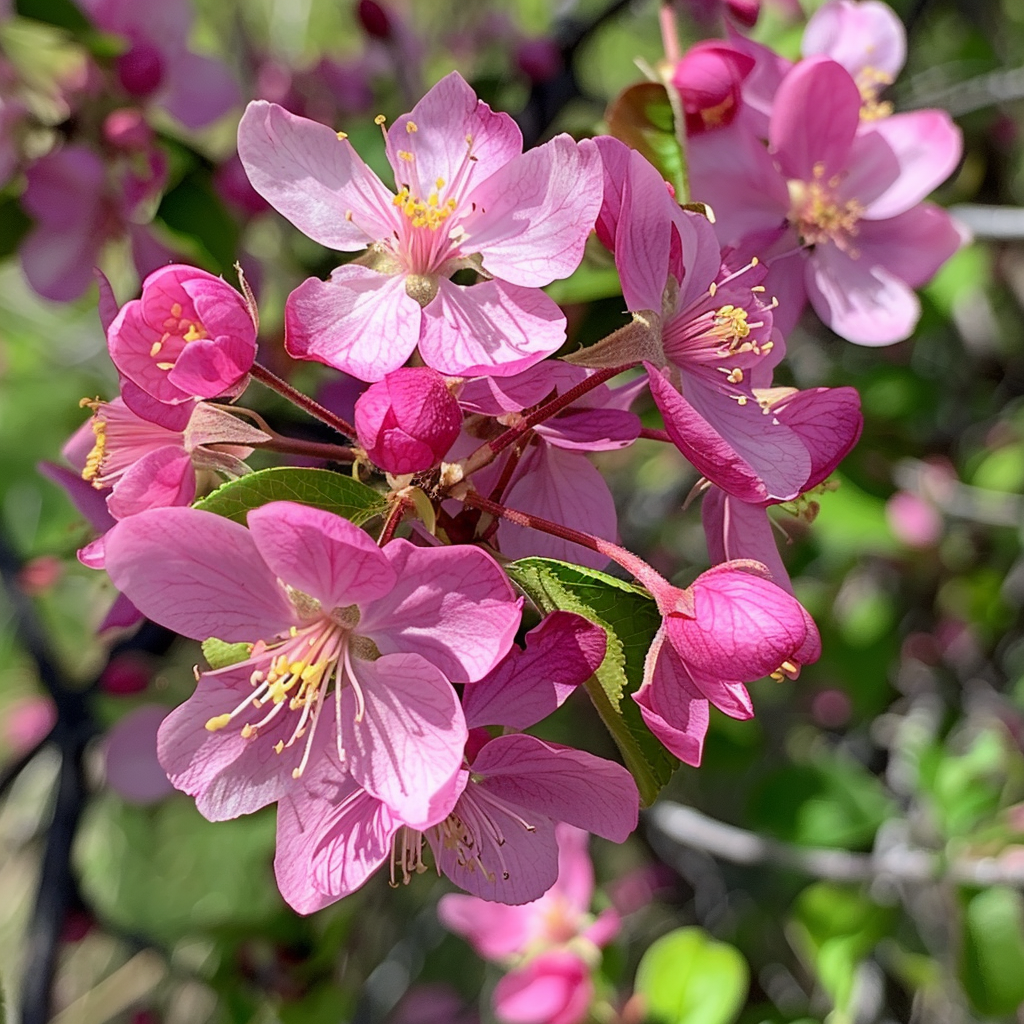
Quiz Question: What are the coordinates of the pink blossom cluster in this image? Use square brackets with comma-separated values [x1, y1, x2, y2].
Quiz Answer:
[39, 7, 964, 981]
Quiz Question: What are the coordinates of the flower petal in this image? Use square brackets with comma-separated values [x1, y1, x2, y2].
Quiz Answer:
[246, 501, 396, 609]
[106, 445, 195, 520]
[238, 100, 397, 250]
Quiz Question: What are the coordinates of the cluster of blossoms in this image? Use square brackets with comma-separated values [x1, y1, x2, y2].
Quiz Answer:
[45, 6, 962, 989]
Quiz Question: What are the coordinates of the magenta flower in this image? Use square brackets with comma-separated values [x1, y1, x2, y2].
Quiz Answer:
[689, 57, 965, 344]
[238, 71, 602, 380]
[671, 41, 755, 135]
[355, 367, 463, 475]
[77, 0, 239, 129]
[108, 265, 258, 404]
[634, 563, 820, 765]
[491, 951, 592, 1024]
[274, 612, 636, 911]
[103, 501, 521, 827]
[75, 392, 267, 522]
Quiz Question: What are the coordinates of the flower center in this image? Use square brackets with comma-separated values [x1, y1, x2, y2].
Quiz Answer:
[150, 301, 209, 371]
[855, 66, 894, 121]
[787, 164, 864, 254]
[78, 397, 183, 488]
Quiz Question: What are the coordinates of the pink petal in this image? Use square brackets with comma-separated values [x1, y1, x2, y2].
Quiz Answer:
[119, 382, 192, 430]
[246, 502, 396, 609]
[592, 135, 631, 251]
[359, 539, 520, 682]
[284, 265, 421, 381]
[105, 445, 195, 520]
[551, 822, 598, 915]
[471, 734, 639, 842]
[493, 952, 592, 1024]
[161, 51, 240, 130]
[769, 58, 861, 181]
[168, 336, 256, 399]
[802, 0, 906, 83]
[237, 100, 397, 250]
[702, 487, 791, 591]
[276, 761, 396, 913]
[20, 218, 104, 304]
[771, 385, 863, 490]
[536, 407, 641, 452]
[39, 461, 115, 534]
[633, 627, 710, 766]
[419, 277, 566, 378]
[462, 611, 607, 730]
[437, 893, 538, 959]
[386, 71, 523, 196]
[103, 506, 298, 641]
[805, 243, 920, 345]
[497, 443, 617, 571]
[342, 652, 466, 828]
[104, 704, 175, 805]
[462, 136, 602, 287]
[852, 204, 965, 288]
[95, 269, 120, 333]
[99, 591, 142, 632]
[860, 111, 962, 221]
[109, 301, 188, 404]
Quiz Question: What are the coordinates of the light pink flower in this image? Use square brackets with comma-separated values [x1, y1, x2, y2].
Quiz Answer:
[108, 265, 257, 404]
[634, 562, 820, 765]
[688, 57, 965, 344]
[238, 71, 602, 380]
[355, 367, 462, 474]
[103, 501, 521, 827]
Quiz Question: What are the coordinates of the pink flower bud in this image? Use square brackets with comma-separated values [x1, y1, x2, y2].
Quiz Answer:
[670, 41, 755, 135]
[103, 108, 154, 151]
[115, 42, 166, 98]
[725, 0, 760, 27]
[100, 652, 152, 696]
[357, 0, 392, 40]
[355, 367, 461, 475]
[515, 38, 563, 83]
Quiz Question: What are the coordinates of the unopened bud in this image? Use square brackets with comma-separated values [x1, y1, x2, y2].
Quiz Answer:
[357, 0, 392, 40]
[670, 41, 755, 135]
[355, 367, 462, 475]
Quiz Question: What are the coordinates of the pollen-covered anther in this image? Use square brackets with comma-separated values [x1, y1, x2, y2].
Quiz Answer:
[770, 659, 801, 682]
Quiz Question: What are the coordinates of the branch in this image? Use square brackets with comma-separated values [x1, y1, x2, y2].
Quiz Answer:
[649, 802, 1024, 887]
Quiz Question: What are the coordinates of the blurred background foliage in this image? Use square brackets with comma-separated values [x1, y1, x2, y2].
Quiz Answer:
[2, 0, 1024, 1021]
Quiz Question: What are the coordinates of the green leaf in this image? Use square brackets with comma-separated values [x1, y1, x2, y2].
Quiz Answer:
[505, 557, 676, 807]
[193, 467, 387, 527]
[606, 81, 688, 202]
[157, 170, 240, 276]
[202, 638, 253, 670]
[961, 886, 1024, 1016]
[634, 927, 748, 1024]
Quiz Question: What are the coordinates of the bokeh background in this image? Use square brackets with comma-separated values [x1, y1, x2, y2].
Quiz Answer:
[1, 0, 1024, 1021]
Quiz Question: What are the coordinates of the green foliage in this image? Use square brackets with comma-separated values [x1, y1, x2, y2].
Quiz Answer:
[0, 198, 31, 261]
[791, 883, 894, 1019]
[202, 637, 253, 670]
[634, 927, 749, 1024]
[193, 467, 387, 526]
[78, 795, 280, 943]
[157, 171, 240, 277]
[505, 557, 676, 807]
[960, 887, 1024, 1016]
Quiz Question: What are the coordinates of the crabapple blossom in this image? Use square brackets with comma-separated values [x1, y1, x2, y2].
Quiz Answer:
[355, 367, 462, 474]
[108, 265, 258, 404]
[671, 41, 755, 135]
[102, 501, 521, 827]
[238, 71, 602, 380]
[634, 562, 820, 765]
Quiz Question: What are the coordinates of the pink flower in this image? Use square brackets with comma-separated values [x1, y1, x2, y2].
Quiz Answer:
[355, 367, 462, 474]
[492, 952, 592, 1024]
[634, 562, 820, 765]
[689, 57, 965, 344]
[102, 501, 521, 827]
[78, 0, 239, 129]
[103, 704, 176, 805]
[74, 392, 267, 523]
[274, 612, 636, 911]
[671, 41, 755, 135]
[108, 265, 258, 404]
[238, 71, 602, 380]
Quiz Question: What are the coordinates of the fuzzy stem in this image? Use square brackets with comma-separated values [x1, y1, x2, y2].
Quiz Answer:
[460, 490, 670, 596]
[253, 435, 358, 462]
[658, 2, 681, 64]
[457, 364, 633, 482]
[378, 498, 410, 546]
[249, 363, 357, 439]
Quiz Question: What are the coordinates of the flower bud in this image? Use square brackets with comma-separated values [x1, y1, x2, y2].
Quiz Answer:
[671, 41, 755, 135]
[355, 367, 461, 475]
[115, 42, 166, 98]
[356, 0, 392, 40]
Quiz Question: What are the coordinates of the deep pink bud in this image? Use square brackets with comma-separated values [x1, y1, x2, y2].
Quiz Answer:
[103, 108, 154, 151]
[116, 42, 166, 98]
[516, 38, 563, 83]
[355, 367, 461, 475]
[100, 652, 152, 695]
[671, 41, 755, 134]
[725, 0, 760, 27]
[356, 0, 392, 39]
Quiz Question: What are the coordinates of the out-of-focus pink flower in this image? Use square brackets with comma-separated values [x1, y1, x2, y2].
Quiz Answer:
[671, 41, 755, 135]
[802, 0, 906, 120]
[886, 490, 942, 547]
[355, 367, 462, 474]
[493, 952, 592, 1024]
[634, 563, 820, 765]
[214, 153, 271, 217]
[515, 38, 563, 83]
[78, 0, 239, 129]
[689, 57, 965, 344]
[675, 0, 761, 29]
[100, 652, 152, 695]
[103, 108, 155, 150]
[108, 265, 258, 404]
[104, 704, 176, 805]
[3, 696, 56, 753]
[103, 501, 521, 829]
[238, 72, 602, 380]
[17, 555, 63, 595]
[387, 985, 479, 1024]
[811, 688, 852, 729]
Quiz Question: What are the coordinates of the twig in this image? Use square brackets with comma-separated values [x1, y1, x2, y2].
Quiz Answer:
[250, 362, 357, 440]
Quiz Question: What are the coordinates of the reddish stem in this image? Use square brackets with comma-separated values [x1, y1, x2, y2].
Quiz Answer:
[253, 436, 357, 462]
[378, 498, 410, 546]
[460, 490, 670, 597]
[458, 363, 634, 481]
[250, 362, 357, 440]
[659, 2, 681, 64]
